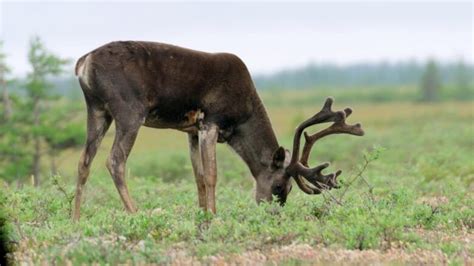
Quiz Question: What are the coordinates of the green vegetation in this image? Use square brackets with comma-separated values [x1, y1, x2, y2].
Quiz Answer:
[0, 191, 13, 265]
[1, 99, 472, 264]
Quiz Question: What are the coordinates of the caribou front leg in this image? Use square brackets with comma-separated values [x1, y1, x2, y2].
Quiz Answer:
[188, 134, 207, 209]
[198, 124, 219, 213]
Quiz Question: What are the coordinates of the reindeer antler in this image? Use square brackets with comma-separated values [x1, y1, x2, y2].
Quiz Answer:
[286, 98, 364, 194]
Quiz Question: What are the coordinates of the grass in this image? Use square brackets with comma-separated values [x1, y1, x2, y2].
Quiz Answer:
[1, 93, 473, 264]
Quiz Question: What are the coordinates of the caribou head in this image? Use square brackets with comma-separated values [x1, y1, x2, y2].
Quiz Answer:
[258, 97, 364, 205]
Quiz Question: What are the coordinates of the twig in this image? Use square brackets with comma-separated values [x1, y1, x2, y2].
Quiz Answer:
[51, 175, 74, 216]
[338, 154, 373, 202]
[316, 181, 344, 206]
[10, 217, 25, 240]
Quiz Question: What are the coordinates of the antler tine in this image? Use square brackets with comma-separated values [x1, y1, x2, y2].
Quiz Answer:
[290, 161, 338, 194]
[288, 98, 364, 194]
[300, 110, 364, 166]
[289, 97, 337, 166]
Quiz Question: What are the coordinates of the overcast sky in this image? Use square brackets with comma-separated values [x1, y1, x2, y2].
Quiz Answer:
[1, 1, 472, 76]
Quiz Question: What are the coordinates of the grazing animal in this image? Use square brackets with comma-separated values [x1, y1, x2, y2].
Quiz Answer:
[73, 41, 364, 220]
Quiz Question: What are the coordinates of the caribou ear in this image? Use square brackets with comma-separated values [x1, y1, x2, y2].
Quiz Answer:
[272, 146, 286, 169]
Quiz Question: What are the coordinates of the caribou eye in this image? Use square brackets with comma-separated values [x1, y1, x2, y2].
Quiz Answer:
[272, 184, 284, 194]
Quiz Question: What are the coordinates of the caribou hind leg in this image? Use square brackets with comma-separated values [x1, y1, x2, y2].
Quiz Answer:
[73, 101, 112, 221]
[105, 111, 144, 214]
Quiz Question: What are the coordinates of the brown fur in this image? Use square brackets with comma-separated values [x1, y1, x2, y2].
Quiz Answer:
[73, 41, 293, 220]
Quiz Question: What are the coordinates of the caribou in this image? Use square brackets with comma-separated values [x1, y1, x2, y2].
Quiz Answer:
[73, 41, 364, 220]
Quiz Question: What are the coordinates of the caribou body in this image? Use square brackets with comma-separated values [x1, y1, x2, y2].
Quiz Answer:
[73, 41, 364, 220]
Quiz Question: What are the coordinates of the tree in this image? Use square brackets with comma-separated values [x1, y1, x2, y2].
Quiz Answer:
[0, 36, 84, 184]
[0, 43, 31, 181]
[41, 103, 84, 175]
[454, 59, 471, 99]
[420, 59, 441, 102]
[25, 36, 69, 186]
[0, 41, 12, 121]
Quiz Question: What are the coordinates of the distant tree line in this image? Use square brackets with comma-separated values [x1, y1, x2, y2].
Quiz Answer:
[255, 60, 473, 98]
[0, 38, 84, 184]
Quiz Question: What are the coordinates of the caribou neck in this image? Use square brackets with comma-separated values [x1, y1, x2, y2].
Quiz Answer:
[228, 99, 279, 177]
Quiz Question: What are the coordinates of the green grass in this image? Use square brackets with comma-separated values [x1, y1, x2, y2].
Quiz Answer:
[1, 95, 473, 264]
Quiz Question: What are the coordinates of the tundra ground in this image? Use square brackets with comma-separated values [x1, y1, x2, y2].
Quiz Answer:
[1, 94, 473, 265]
